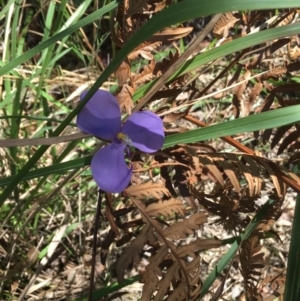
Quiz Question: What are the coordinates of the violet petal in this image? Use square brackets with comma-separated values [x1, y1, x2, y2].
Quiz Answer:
[77, 90, 121, 140]
[122, 111, 164, 153]
[91, 143, 132, 193]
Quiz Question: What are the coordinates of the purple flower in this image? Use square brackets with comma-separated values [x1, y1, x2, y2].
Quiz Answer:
[77, 90, 164, 193]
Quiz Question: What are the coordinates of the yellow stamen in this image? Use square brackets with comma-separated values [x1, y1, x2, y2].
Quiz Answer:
[117, 133, 127, 140]
[117, 133, 132, 146]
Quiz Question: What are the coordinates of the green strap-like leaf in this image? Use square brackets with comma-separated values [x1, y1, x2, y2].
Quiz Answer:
[1, 105, 299, 187]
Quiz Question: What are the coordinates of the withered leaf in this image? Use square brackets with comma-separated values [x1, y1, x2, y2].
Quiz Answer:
[163, 213, 207, 239]
[288, 43, 300, 61]
[115, 84, 135, 114]
[125, 0, 148, 16]
[233, 70, 251, 117]
[116, 223, 152, 282]
[246, 82, 262, 113]
[0, 247, 38, 279]
[213, 12, 239, 38]
[115, 61, 131, 86]
[133, 60, 155, 86]
[124, 182, 171, 199]
[277, 130, 300, 155]
[144, 198, 185, 218]
[151, 26, 193, 42]
[128, 41, 161, 61]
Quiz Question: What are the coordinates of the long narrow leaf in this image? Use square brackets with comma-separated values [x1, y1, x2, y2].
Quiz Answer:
[200, 198, 276, 299]
[1, 105, 299, 186]
[284, 193, 300, 300]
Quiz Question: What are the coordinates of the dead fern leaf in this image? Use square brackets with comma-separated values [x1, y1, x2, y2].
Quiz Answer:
[177, 238, 222, 258]
[116, 223, 153, 282]
[213, 12, 239, 38]
[216, 158, 241, 193]
[277, 130, 300, 155]
[242, 155, 263, 195]
[144, 198, 185, 218]
[125, 0, 148, 16]
[168, 257, 201, 301]
[245, 82, 263, 115]
[154, 260, 182, 301]
[115, 60, 131, 86]
[227, 153, 255, 195]
[252, 156, 283, 197]
[128, 41, 161, 61]
[270, 125, 293, 150]
[260, 67, 287, 81]
[141, 246, 168, 301]
[232, 70, 251, 117]
[288, 42, 300, 60]
[133, 60, 156, 86]
[240, 232, 265, 301]
[198, 156, 224, 186]
[163, 213, 207, 240]
[151, 26, 193, 42]
[115, 84, 135, 114]
[125, 182, 171, 199]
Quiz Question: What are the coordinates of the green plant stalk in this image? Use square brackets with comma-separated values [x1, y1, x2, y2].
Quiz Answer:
[0, 115, 76, 126]
[73, 275, 140, 301]
[284, 193, 300, 300]
[199, 198, 276, 299]
[9, 79, 23, 201]
[11, 0, 20, 59]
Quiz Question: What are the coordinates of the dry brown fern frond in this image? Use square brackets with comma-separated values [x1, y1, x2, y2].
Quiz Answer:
[111, 0, 194, 113]
[154, 147, 300, 233]
[213, 12, 240, 39]
[240, 231, 265, 301]
[104, 184, 221, 301]
[115, 222, 155, 282]
[166, 147, 298, 197]
[124, 182, 171, 199]
[258, 270, 285, 300]
[163, 213, 207, 240]
[254, 82, 300, 155]
[141, 198, 185, 219]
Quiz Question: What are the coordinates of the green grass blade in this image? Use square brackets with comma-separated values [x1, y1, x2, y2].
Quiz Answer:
[164, 105, 300, 148]
[0, 1, 120, 76]
[200, 198, 276, 299]
[1, 0, 299, 77]
[1, 104, 299, 186]
[284, 193, 300, 300]
[0, 156, 92, 187]
[73, 275, 141, 301]
[134, 22, 300, 101]
[0, 0, 15, 20]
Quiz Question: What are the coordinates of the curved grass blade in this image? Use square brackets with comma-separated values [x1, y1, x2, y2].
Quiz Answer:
[200, 198, 276, 299]
[0, 156, 92, 187]
[163, 105, 300, 148]
[73, 275, 140, 301]
[134, 22, 300, 100]
[0, 1, 120, 75]
[284, 193, 300, 300]
[1, 105, 299, 186]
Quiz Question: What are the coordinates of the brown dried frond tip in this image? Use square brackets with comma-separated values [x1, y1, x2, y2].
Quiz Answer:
[213, 12, 240, 38]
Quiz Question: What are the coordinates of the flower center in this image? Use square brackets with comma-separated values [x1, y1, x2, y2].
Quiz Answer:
[117, 133, 132, 146]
